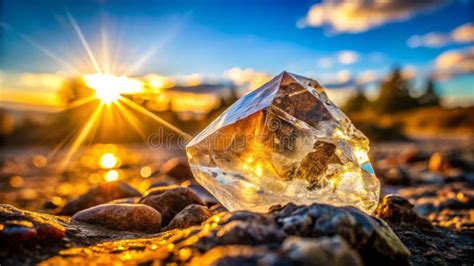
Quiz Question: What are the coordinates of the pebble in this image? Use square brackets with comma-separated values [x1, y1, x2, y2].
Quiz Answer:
[59, 181, 142, 215]
[140, 187, 205, 225]
[165, 204, 211, 230]
[72, 203, 162, 233]
[375, 195, 432, 229]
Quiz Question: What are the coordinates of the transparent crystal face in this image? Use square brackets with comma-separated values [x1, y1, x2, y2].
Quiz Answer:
[186, 72, 380, 214]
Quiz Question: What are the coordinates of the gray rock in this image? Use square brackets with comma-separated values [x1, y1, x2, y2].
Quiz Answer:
[165, 204, 211, 230]
[215, 211, 275, 227]
[281, 236, 363, 266]
[213, 220, 286, 246]
[72, 203, 161, 233]
[274, 203, 411, 264]
[188, 211, 286, 251]
[139, 187, 205, 225]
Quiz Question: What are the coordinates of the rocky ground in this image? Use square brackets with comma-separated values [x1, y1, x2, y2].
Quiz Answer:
[0, 138, 473, 265]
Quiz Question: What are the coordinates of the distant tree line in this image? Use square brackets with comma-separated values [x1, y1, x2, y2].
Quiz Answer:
[344, 68, 440, 114]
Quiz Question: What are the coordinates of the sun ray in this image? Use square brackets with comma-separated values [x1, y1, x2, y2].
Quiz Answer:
[109, 24, 128, 75]
[47, 128, 77, 165]
[118, 96, 192, 141]
[120, 47, 158, 76]
[66, 11, 103, 74]
[58, 104, 104, 172]
[119, 25, 180, 76]
[0, 23, 81, 75]
[100, 21, 111, 74]
[62, 96, 98, 110]
[115, 102, 148, 141]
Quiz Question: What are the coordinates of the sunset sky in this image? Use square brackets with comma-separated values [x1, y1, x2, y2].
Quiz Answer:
[1, 0, 473, 108]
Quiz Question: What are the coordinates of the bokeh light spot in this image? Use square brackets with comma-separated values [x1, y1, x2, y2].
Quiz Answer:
[140, 166, 152, 178]
[104, 170, 120, 182]
[9, 176, 24, 188]
[99, 153, 118, 169]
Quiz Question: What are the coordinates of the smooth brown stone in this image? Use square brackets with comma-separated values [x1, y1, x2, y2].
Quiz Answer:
[72, 203, 162, 233]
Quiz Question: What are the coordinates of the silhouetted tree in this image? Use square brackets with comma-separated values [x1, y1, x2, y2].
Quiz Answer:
[343, 87, 370, 113]
[418, 79, 440, 107]
[375, 68, 419, 114]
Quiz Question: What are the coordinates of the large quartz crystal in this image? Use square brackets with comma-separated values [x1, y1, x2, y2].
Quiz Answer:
[186, 71, 380, 214]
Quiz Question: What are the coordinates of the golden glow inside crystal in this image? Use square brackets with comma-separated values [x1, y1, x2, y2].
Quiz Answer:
[186, 71, 380, 214]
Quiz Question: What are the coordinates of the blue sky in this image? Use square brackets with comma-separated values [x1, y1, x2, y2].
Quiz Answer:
[1, 0, 473, 106]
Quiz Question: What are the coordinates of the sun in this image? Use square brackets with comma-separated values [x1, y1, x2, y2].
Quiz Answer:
[95, 86, 121, 104]
[99, 152, 118, 169]
[83, 74, 122, 104]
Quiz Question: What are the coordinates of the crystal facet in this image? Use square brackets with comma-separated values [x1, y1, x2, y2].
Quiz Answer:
[186, 71, 380, 214]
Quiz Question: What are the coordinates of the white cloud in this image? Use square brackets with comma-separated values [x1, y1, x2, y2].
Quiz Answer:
[298, 0, 444, 33]
[452, 23, 474, 43]
[169, 74, 205, 87]
[336, 70, 352, 83]
[337, 50, 359, 65]
[316, 50, 362, 69]
[433, 46, 474, 80]
[407, 33, 450, 48]
[407, 23, 474, 48]
[224, 67, 272, 94]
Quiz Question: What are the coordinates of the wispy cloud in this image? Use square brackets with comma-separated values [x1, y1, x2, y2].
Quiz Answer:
[408, 23, 474, 48]
[432, 46, 474, 80]
[223, 67, 271, 94]
[298, 0, 445, 33]
[337, 51, 359, 65]
[336, 70, 352, 83]
[317, 50, 360, 68]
